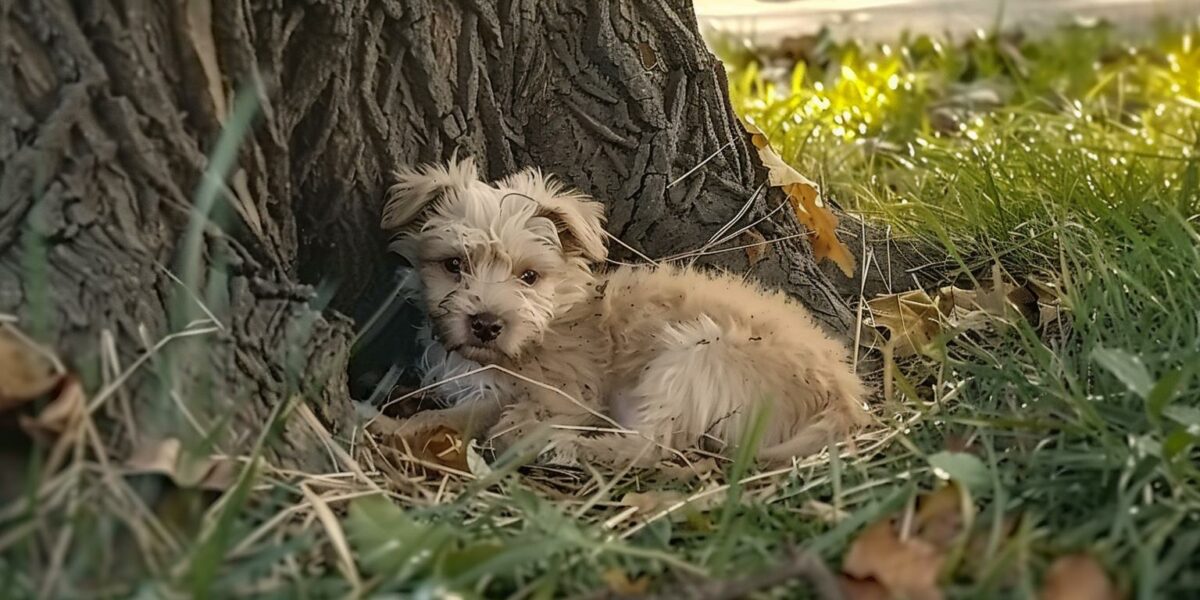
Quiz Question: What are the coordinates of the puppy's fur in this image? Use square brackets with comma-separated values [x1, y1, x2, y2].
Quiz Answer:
[382, 157, 868, 466]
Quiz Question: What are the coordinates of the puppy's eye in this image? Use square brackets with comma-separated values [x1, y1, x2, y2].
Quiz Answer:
[443, 257, 463, 274]
[518, 269, 539, 285]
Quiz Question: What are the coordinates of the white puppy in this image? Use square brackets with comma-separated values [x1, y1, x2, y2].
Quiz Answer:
[382, 157, 868, 467]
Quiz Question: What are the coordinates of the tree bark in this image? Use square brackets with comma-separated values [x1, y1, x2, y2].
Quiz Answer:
[0, 0, 873, 468]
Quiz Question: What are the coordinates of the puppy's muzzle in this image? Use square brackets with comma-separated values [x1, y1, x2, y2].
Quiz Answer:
[469, 312, 504, 342]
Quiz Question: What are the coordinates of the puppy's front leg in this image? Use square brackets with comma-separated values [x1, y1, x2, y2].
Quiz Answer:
[485, 397, 660, 468]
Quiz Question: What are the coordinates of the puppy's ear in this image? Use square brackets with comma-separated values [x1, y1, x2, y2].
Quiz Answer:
[382, 155, 479, 234]
[502, 168, 608, 263]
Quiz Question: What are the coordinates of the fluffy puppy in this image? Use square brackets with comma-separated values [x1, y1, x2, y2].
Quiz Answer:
[382, 156, 869, 467]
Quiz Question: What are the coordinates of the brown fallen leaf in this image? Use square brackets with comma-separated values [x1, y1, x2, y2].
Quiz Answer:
[125, 438, 238, 491]
[0, 328, 62, 412]
[866, 288, 944, 357]
[19, 377, 85, 438]
[399, 425, 470, 471]
[867, 265, 1056, 358]
[1040, 554, 1121, 600]
[842, 519, 945, 600]
[840, 484, 973, 600]
[1027, 276, 1064, 329]
[369, 413, 472, 472]
[914, 483, 970, 551]
[744, 121, 856, 277]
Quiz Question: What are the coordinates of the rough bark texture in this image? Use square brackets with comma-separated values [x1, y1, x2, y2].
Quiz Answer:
[0, 0, 881, 468]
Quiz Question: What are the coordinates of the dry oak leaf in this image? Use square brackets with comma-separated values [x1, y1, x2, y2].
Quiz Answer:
[18, 377, 85, 439]
[866, 288, 944, 358]
[1040, 554, 1121, 600]
[125, 438, 238, 491]
[842, 519, 945, 600]
[867, 264, 1046, 358]
[744, 120, 856, 277]
[841, 484, 971, 600]
[0, 328, 62, 412]
[368, 414, 471, 472]
[402, 425, 470, 472]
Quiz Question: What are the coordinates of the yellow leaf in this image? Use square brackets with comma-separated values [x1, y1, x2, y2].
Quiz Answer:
[744, 121, 856, 277]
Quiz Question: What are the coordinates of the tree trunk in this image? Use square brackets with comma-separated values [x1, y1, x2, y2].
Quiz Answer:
[0, 0, 870, 468]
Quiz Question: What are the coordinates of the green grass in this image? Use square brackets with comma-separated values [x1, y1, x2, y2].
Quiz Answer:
[4, 17, 1200, 600]
[718, 17, 1200, 598]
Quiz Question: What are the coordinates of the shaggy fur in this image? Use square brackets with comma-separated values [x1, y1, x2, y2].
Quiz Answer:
[382, 156, 869, 467]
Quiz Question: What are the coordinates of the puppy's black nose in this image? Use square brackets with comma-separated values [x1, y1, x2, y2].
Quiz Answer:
[469, 313, 504, 342]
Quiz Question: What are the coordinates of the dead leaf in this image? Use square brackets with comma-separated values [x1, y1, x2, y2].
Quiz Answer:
[369, 413, 472, 472]
[0, 328, 62, 411]
[866, 288, 943, 357]
[742, 228, 770, 265]
[602, 568, 650, 596]
[867, 266, 1051, 358]
[125, 438, 239, 491]
[840, 485, 972, 600]
[18, 378, 84, 438]
[1027, 276, 1064, 328]
[394, 425, 469, 471]
[1040, 554, 1121, 600]
[744, 121, 856, 277]
[914, 483, 970, 551]
[418, 425, 469, 470]
[842, 519, 945, 600]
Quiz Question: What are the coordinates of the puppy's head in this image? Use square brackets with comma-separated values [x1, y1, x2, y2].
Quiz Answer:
[382, 156, 607, 363]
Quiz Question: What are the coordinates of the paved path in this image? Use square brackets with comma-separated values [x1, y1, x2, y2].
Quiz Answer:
[695, 0, 1199, 41]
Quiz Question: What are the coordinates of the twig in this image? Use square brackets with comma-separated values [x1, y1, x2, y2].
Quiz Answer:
[667, 141, 733, 189]
[605, 231, 661, 267]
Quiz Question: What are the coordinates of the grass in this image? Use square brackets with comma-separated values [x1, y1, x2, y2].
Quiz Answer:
[3, 15, 1200, 600]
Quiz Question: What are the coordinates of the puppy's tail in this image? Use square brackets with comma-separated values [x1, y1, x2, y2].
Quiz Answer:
[756, 394, 872, 464]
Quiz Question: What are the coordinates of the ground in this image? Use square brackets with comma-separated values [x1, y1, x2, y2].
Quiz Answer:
[1, 16, 1198, 600]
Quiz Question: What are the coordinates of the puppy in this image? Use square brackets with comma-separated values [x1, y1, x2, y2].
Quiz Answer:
[381, 156, 869, 467]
